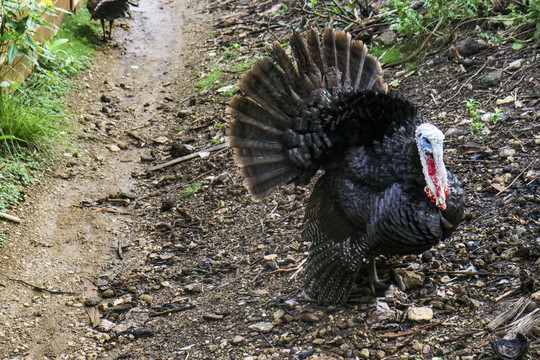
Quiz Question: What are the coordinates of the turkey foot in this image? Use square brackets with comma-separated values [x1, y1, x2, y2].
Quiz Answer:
[368, 256, 389, 295]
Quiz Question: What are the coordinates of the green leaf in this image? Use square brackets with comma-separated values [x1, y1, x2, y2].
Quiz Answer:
[6, 43, 24, 64]
[512, 41, 523, 50]
[0, 135, 26, 143]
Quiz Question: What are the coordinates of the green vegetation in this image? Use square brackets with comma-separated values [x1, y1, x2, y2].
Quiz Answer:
[465, 98, 502, 134]
[302, 0, 539, 62]
[379, 0, 540, 40]
[0, 6, 99, 244]
[182, 182, 203, 198]
[370, 44, 409, 64]
[195, 69, 224, 90]
[0, 0, 59, 79]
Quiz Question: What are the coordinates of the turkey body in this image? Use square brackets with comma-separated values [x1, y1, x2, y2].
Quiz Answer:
[227, 28, 464, 304]
[87, 0, 132, 40]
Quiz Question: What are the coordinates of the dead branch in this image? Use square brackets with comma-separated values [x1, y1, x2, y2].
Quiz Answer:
[495, 160, 536, 197]
[148, 143, 227, 171]
[379, 321, 441, 338]
[0, 212, 21, 224]
[487, 297, 530, 331]
[7, 277, 78, 295]
[506, 308, 540, 337]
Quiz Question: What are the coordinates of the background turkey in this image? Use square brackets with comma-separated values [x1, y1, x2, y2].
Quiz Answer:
[87, 0, 138, 40]
[227, 28, 465, 304]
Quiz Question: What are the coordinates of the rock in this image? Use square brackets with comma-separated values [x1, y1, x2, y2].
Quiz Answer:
[84, 296, 102, 307]
[456, 38, 488, 57]
[531, 291, 540, 302]
[533, 84, 540, 98]
[97, 319, 116, 332]
[359, 349, 370, 358]
[444, 127, 463, 138]
[312, 338, 325, 345]
[481, 70, 502, 87]
[506, 59, 523, 71]
[501, 246, 519, 260]
[139, 294, 153, 305]
[153, 136, 169, 144]
[248, 322, 274, 332]
[407, 307, 434, 322]
[496, 95, 515, 105]
[412, 341, 423, 352]
[203, 313, 224, 321]
[216, 84, 235, 93]
[499, 148, 516, 158]
[170, 142, 194, 157]
[96, 332, 111, 343]
[100, 94, 111, 103]
[185, 283, 203, 293]
[108, 144, 121, 152]
[102, 289, 115, 298]
[263, 254, 278, 261]
[394, 269, 423, 290]
[378, 30, 396, 46]
[116, 141, 128, 150]
[299, 313, 320, 323]
[232, 335, 245, 344]
[273, 309, 285, 321]
[131, 327, 154, 338]
[176, 109, 193, 118]
[374, 300, 398, 322]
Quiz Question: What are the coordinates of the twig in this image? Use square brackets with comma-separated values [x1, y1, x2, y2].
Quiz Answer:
[268, 259, 306, 274]
[379, 321, 441, 338]
[288, 258, 307, 282]
[7, 277, 78, 295]
[0, 212, 21, 224]
[431, 270, 519, 277]
[149, 304, 195, 317]
[495, 288, 521, 303]
[437, 58, 491, 109]
[126, 131, 146, 143]
[495, 160, 536, 197]
[148, 143, 227, 171]
[95, 207, 134, 215]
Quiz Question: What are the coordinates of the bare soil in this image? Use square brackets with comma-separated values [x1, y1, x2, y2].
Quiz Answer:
[0, 0, 538, 359]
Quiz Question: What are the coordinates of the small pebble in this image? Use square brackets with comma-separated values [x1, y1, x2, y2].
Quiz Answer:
[407, 307, 434, 322]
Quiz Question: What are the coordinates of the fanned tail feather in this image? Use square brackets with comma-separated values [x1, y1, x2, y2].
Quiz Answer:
[227, 28, 387, 201]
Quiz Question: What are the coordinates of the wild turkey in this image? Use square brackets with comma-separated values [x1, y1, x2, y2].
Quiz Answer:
[87, 0, 136, 40]
[227, 28, 464, 304]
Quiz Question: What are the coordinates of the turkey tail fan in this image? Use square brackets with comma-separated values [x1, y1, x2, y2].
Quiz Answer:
[227, 28, 388, 201]
[227, 96, 301, 201]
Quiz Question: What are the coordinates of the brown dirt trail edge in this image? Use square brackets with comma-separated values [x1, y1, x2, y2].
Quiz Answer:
[0, 0, 207, 357]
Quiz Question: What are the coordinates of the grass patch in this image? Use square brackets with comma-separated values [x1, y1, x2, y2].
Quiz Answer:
[230, 59, 256, 73]
[0, 7, 99, 244]
[196, 69, 224, 90]
[182, 182, 203, 198]
[370, 44, 409, 64]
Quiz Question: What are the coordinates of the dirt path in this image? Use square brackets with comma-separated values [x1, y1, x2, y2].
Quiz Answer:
[0, 0, 207, 358]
